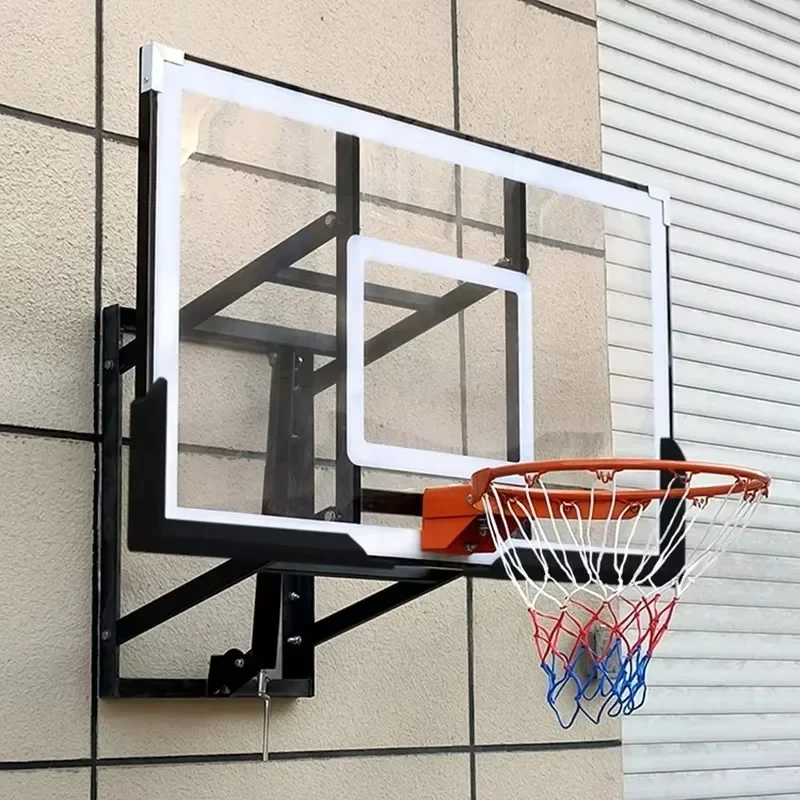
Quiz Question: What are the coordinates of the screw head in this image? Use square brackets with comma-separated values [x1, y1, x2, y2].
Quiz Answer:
[465, 543, 477, 553]
[234, 657, 245, 668]
[103, 359, 114, 370]
[287, 635, 302, 646]
[101, 630, 111, 641]
[325, 213, 336, 227]
[221, 685, 231, 695]
[289, 592, 300, 601]
[324, 509, 337, 522]
[465, 494, 473, 505]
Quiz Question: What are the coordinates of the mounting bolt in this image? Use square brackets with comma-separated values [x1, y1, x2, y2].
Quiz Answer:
[103, 359, 114, 370]
[465, 543, 477, 553]
[221, 685, 231, 695]
[466, 494, 472, 505]
[324, 509, 338, 522]
[297, 355, 304, 364]
[325, 213, 336, 227]
[289, 592, 300, 601]
[267, 352, 279, 367]
[287, 636, 302, 646]
[234, 657, 245, 668]
[143, 76, 150, 84]
[101, 629, 111, 641]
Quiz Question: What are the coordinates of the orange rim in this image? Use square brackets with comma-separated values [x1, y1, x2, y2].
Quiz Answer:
[471, 458, 770, 508]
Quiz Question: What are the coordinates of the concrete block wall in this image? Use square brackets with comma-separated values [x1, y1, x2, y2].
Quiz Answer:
[0, 0, 624, 797]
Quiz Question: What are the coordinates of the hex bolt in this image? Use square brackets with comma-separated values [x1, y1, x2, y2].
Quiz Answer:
[324, 509, 338, 522]
[289, 592, 300, 601]
[221, 685, 231, 695]
[287, 636, 303, 646]
[465, 543, 477, 553]
[103, 360, 114, 370]
[325, 213, 336, 227]
[234, 658, 245, 668]
[101, 630, 111, 641]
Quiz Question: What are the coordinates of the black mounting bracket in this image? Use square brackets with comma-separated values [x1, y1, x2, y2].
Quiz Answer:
[96, 153, 473, 701]
[99, 303, 459, 699]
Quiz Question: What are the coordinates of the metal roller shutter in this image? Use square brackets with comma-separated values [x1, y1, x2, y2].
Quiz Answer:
[597, 0, 800, 798]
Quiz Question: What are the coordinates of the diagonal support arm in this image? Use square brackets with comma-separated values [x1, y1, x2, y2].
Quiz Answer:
[180, 211, 338, 331]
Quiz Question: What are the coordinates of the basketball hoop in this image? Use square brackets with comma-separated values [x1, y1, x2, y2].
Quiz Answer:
[421, 458, 769, 728]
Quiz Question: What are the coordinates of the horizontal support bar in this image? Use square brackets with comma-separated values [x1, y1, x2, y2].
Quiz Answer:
[313, 280, 498, 394]
[186, 316, 337, 358]
[361, 488, 423, 516]
[312, 573, 460, 646]
[116, 559, 266, 645]
[116, 677, 311, 699]
[180, 211, 338, 331]
[272, 267, 435, 312]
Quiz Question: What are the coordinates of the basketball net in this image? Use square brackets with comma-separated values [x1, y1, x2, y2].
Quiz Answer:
[478, 461, 769, 728]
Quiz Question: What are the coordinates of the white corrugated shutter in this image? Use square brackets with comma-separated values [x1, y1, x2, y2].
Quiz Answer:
[597, 1, 800, 798]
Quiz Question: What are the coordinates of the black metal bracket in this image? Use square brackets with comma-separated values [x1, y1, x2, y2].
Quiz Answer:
[97, 177, 462, 698]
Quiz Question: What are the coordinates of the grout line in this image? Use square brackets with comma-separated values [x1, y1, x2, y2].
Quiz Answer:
[449, 5, 478, 797]
[189, 151, 604, 258]
[0, 759, 94, 772]
[476, 739, 622, 752]
[0, 102, 95, 135]
[96, 752, 264, 768]
[0, 739, 622, 772]
[90, 0, 104, 797]
[520, 0, 597, 27]
[105, 130, 138, 146]
[466, 577, 478, 797]
[268, 740, 623, 761]
[0, 423, 97, 443]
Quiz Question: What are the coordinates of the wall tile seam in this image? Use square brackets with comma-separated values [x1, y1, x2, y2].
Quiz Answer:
[519, 0, 597, 27]
[0, 739, 622, 772]
[0, 424, 97, 443]
[109, 147, 606, 259]
[0, 102, 95, 136]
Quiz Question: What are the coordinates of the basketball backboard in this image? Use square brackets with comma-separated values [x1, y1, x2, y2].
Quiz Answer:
[129, 42, 672, 580]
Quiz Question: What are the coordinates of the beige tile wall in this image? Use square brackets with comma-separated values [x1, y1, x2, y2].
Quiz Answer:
[0, 2, 620, 799]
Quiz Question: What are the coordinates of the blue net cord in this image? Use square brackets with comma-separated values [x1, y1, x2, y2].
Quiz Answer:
[530, 595, 678, 729]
